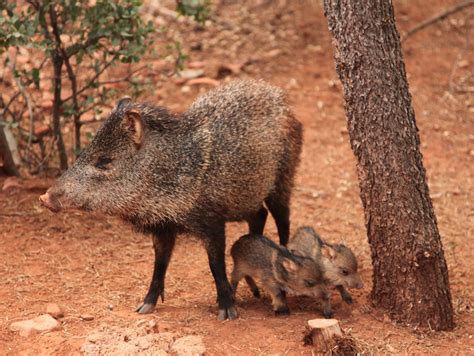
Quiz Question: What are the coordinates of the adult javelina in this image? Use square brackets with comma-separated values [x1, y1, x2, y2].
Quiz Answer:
[39, 80, 303, 320]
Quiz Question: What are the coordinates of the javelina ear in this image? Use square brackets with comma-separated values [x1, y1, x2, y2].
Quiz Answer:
[116, 96, 132, 110]
[123, 109, 143, 148]
[321, 245, 336, 260]
[281, 257, 298, 273]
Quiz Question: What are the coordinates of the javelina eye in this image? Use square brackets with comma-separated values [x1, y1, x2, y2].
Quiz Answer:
[95, 156, 113, 170]
[341, 269, 349, 276]
[304, 280, 317, 287]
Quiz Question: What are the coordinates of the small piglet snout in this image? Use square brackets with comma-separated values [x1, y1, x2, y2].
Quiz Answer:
[39, 192, 49, 205]
[354, 278, 364, 289]
[39, 191, 60, 212]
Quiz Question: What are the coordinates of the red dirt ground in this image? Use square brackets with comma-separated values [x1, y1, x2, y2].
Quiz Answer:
[1, 0, 473, 354]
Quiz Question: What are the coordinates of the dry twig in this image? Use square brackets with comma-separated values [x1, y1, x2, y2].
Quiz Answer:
[401, 0, 474, 42]
[7, 49, 35, 151]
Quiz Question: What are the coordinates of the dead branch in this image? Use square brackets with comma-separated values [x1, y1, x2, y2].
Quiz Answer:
[401, 0, 474, 42]
[61, 54, 119, 103]
[7, 50, 35, 151]
[1, 92, 21, 117]
[96, 65, 148, 86]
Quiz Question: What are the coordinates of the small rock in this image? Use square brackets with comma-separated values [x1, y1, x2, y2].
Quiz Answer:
[286, 78, 299, 90]
[2, 177, 22, 192]
[34, 126, 51, 139]
[458, 59, 469, 68]
[46, 303, 64, 319]
[171, 335, 206, 356]
[10, 314, 59, 337]
[264, 49, 282, 58]
[216, 63, 244, 78]
[178, 69, 204, 80]
[80, 314, 94, 321]
[188, 61, 205, 69]
[328, 80, 337, 88]
[187, 77, 220, 87]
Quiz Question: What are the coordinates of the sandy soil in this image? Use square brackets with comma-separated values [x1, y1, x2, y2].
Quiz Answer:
[0, 0, 473, 354]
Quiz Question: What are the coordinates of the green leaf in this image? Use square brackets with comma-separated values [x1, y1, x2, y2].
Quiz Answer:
[32, 68, 40, 89]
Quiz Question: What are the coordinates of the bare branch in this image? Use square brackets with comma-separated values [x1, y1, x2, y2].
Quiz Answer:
[2, 92, 21, 117]
[62, 55, 119, 103]
[96, 65, 148, 86]
[7, 49, 35, 152]
[401, 1, 474, 42]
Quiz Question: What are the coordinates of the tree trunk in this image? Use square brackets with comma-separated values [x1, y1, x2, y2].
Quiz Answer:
[0, 118, 20, 176]
[324, 0, 454, 331]
[52, 52, 68, 171]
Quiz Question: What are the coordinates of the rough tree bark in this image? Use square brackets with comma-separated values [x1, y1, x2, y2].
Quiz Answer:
[49, 7, 68, 171]
[0, 120, 20, 176]
[324, 0, 454, 330]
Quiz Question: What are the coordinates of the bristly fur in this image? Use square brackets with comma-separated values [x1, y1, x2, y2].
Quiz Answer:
[51, 80, 303, 233]
[42, 80, 304, 319]
[288, 225, 363, 290]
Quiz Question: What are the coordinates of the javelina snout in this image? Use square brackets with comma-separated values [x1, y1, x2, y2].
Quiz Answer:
[39, 191, 61, 212]
[231, 234, 332, 318]
[39, 80, 303, 320]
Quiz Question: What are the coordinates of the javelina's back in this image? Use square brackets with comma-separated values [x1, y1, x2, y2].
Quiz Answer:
[186, 80, 302, 220]
[288, 226, 323, 258]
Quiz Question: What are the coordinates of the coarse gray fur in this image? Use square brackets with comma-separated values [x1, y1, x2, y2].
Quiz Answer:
[40, 80, 303, 320]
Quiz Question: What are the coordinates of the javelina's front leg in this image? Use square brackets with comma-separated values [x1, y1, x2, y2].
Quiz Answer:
[320, 288, 333, 319]
[336, 285, 353, 305]
[136, 228, 176, 314]
[267, 285, 290, 315]
[202, 223, 238, 321]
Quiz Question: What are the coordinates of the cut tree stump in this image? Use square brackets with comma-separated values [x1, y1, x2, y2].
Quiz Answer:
[304, 318, 358, 354]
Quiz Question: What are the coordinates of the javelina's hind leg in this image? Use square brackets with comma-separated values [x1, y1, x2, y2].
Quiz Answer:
[136, 227, 176, 314]
[202, 222, 238, 321]
[230, 268, 243, 296]
[247, 206, 268, 235]
[244, 276, 261, 298]
[265, 194, 290, 246]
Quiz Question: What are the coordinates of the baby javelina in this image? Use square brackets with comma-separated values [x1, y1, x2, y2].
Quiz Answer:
[288, 226, 363, 304]
[230, 234, 333, 318]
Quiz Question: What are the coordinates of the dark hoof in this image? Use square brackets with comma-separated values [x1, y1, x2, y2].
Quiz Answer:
[343, 295, 353, 305]
[136, 303, 156, 314]
[275, 307, 290, 316]
[323, 310, 334, 319]
[218, 307, 238, 321]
